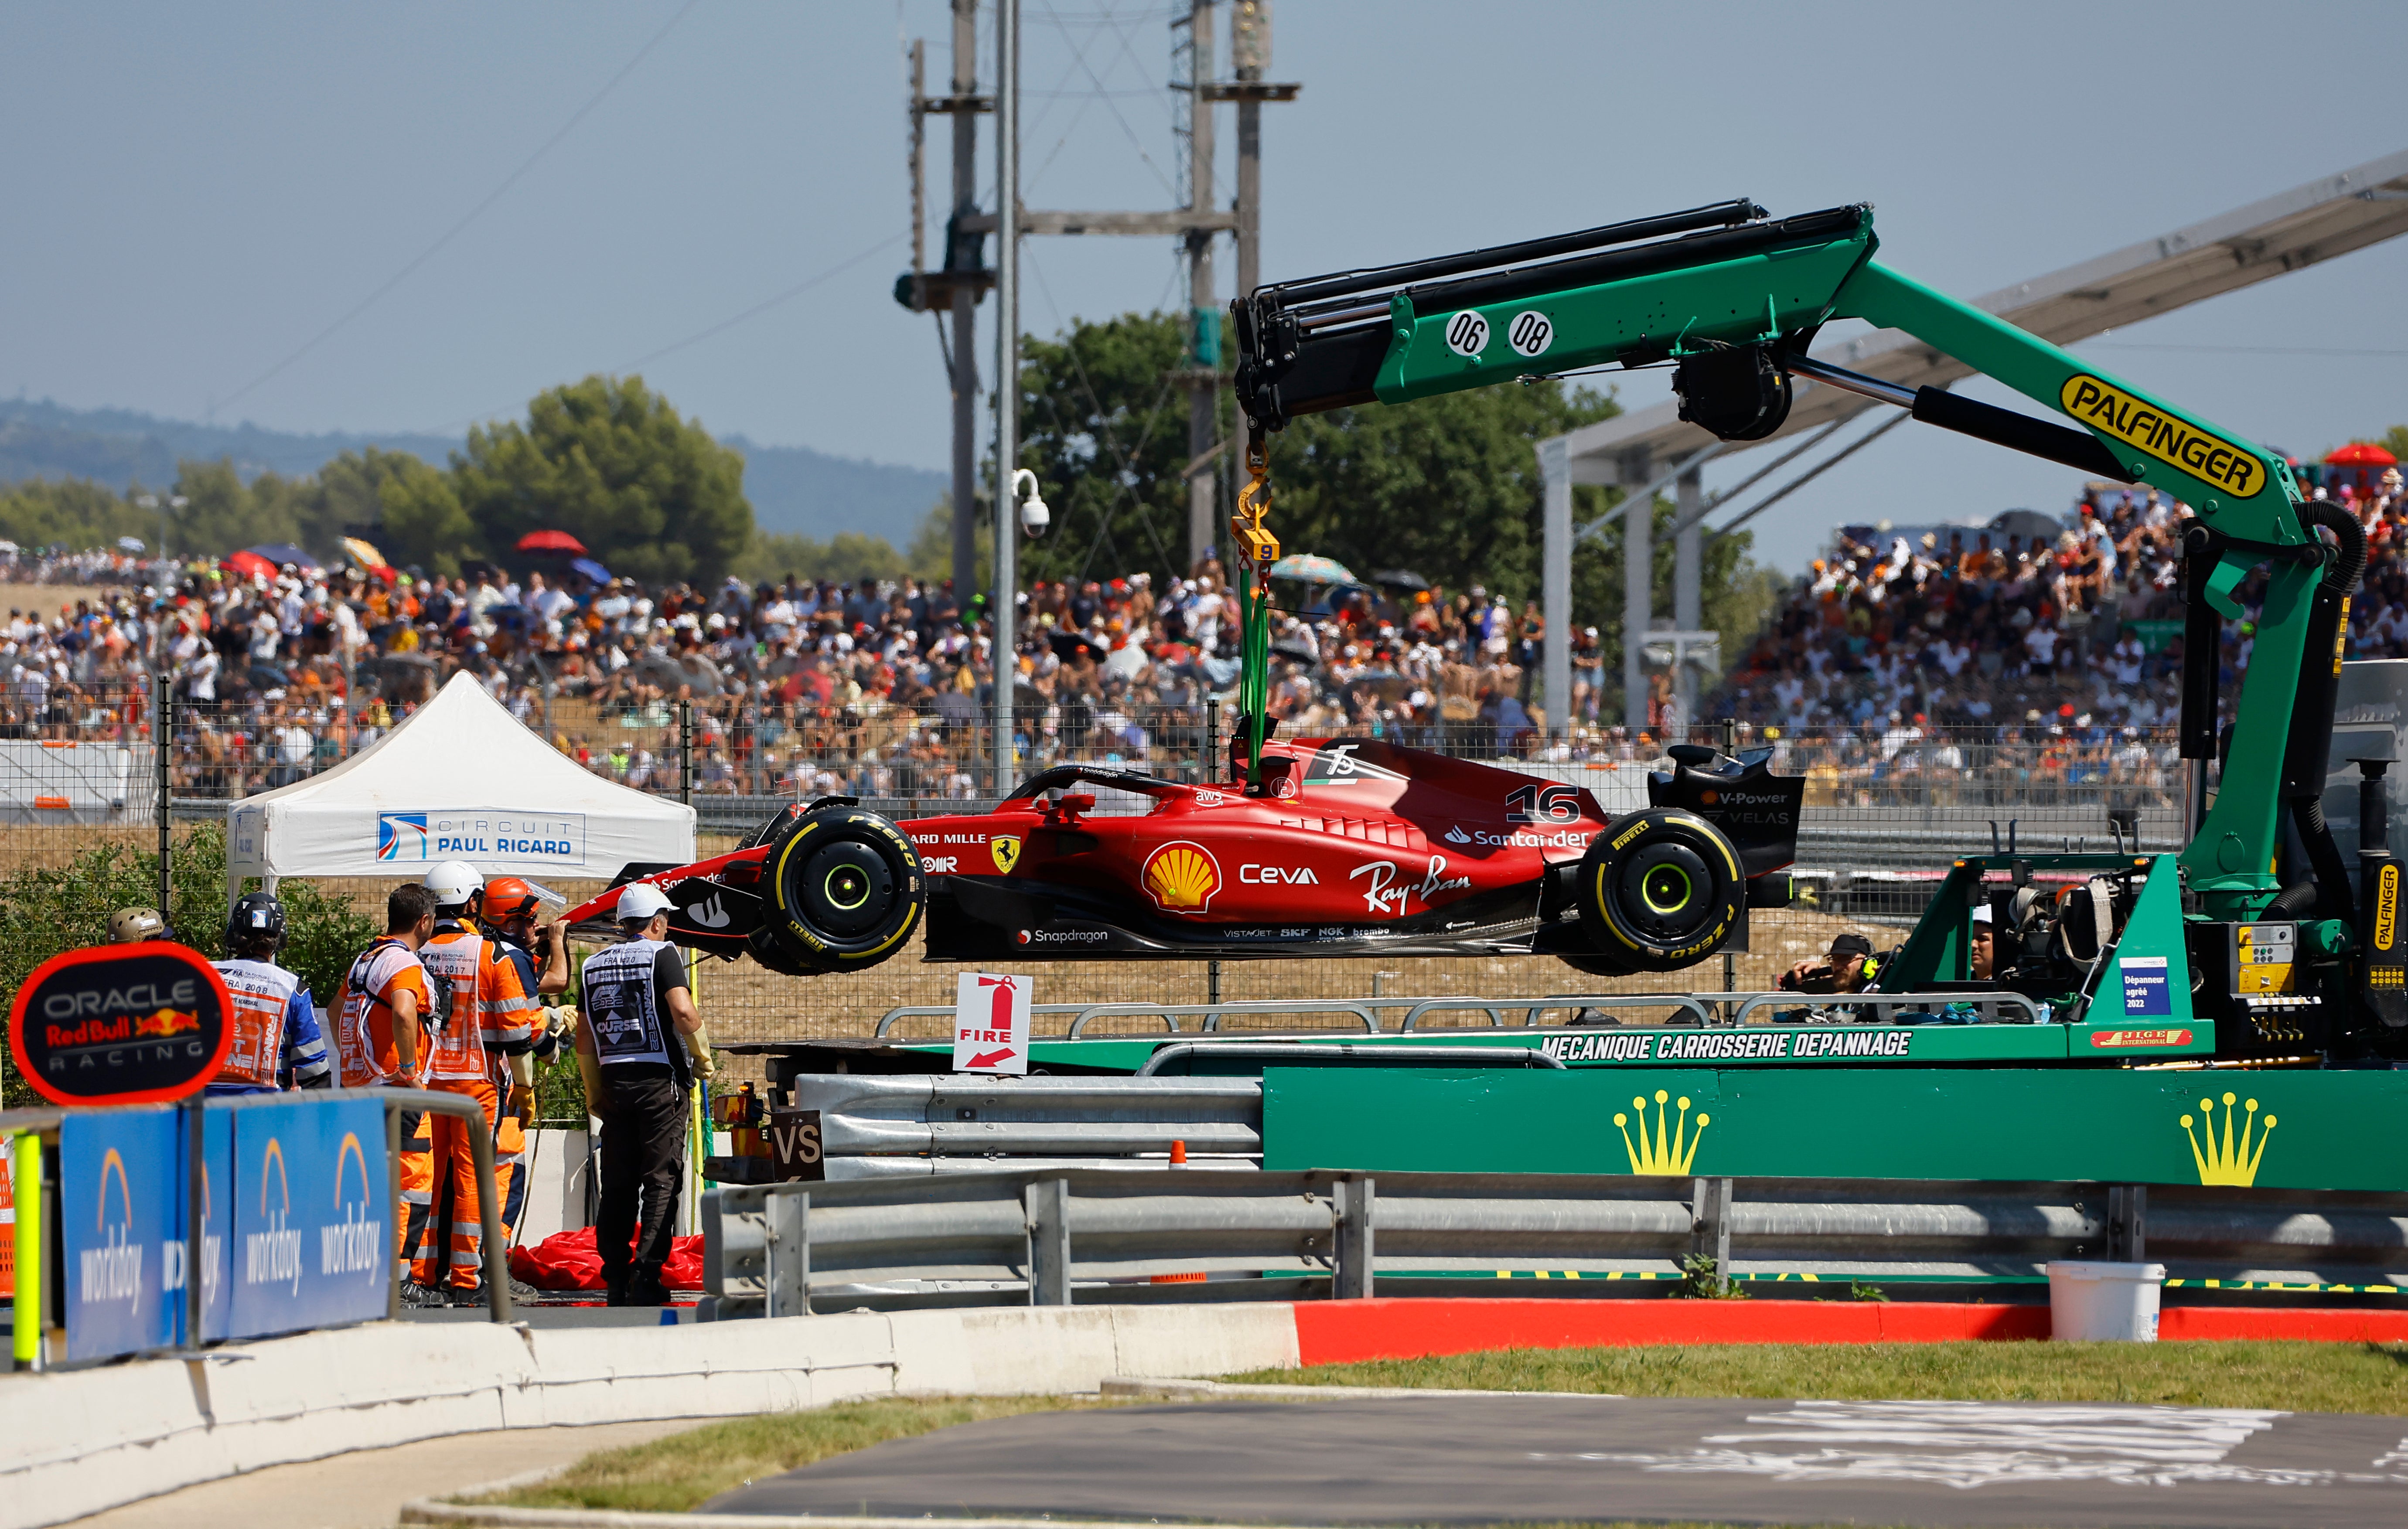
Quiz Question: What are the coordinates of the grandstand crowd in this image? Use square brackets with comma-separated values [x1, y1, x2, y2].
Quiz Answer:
[0, 458, 2398, 805]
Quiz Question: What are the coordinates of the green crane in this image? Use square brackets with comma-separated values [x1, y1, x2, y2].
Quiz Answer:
[1232, 200, 2399, 1059]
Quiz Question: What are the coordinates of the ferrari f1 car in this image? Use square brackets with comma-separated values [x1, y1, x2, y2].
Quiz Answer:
[566, 736, 1803, 979]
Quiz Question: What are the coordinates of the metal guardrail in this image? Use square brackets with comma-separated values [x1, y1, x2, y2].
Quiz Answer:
[1725, 990, 2049, 1025]
[703, 1165, 2408, 1319]
[699, 1169, 2408, 1318]
[1398, 994, 1716, 1029]
[791, 1073, 1267, 1178]
[874, 992, 1725, 1039]
[1132, 1043, 1566, 1076]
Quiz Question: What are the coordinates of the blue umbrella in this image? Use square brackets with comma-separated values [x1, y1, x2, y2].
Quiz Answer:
[571, 557, 612, 585]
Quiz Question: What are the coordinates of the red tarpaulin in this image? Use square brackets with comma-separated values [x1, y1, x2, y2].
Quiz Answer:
[516, 529, 588, 555]
[508, 1225, 704, 1292]
[2326, 442, 2399, 467]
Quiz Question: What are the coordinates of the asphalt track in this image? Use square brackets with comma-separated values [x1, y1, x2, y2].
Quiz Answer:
[707, 1394, 2408, 1528]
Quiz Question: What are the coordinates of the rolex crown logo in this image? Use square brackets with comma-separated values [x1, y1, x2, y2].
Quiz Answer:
[1615, 1088, 1709, 1175]
[2182, 1091, 2275, 1186]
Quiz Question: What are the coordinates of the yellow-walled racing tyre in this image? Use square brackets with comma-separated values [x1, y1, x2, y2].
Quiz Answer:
[1576, 807, 1744, 973]
[762, 806, 924, 971]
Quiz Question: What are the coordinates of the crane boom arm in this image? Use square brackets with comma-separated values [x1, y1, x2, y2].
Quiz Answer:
[1231, 201, 2337, 914]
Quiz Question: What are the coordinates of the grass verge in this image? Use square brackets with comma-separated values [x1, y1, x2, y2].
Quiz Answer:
[467, 1395, 1124, 1515]
[1230, 1339, 2408, 1413]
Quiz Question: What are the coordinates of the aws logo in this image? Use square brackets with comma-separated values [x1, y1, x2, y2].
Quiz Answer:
[321, 1132, 382, 1279]
[245, 1140, 304, 1294]
[78, 1147, 143, 1312]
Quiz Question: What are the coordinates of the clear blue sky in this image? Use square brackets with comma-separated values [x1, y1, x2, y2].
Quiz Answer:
[3, 1, 2403, 570]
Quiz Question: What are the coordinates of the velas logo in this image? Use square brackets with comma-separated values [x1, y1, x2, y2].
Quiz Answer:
[1142, 842, 1221, 914]
[246, 1140, 304, 1295]
[2183, 1091, 2275, 1186]
[1615, 1089, 1709, 1175]
[2058, 375, 2263, 497]
[79, 1147, 142, 1315]
[377, 813, 429, 862]
[322, 1133, 381, 1280]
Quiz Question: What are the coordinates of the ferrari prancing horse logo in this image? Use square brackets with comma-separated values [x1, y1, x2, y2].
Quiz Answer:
[990, 836, 1022, 874]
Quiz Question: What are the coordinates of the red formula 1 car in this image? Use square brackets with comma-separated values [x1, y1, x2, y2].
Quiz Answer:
[566, 737, 1804, 979]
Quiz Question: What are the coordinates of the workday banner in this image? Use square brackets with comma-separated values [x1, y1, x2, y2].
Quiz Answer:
[59, 1105, 230, 1359]
[230, 1095, 389, 1340]
[60, 1096, 385, 1360]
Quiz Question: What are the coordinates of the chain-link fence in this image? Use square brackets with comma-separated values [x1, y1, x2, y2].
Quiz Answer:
[0, 685, 2186, 1075]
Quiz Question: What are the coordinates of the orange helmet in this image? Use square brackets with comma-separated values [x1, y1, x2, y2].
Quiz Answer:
[480, 876, 553, 929]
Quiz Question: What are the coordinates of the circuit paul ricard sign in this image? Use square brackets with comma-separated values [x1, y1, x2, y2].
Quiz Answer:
[7, 942, 233, 1105]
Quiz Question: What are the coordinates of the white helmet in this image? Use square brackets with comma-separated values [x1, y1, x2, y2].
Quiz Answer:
[423, 859, 484, 911]
[614, 882, 674, 925]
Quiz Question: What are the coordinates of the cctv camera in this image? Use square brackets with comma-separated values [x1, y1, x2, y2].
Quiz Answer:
[1011, 469, 1050, 538]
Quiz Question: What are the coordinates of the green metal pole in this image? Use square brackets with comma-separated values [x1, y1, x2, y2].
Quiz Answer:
[13, 1131, 40, 1370]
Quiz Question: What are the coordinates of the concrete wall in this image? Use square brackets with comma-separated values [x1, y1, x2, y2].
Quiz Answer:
[0, 1304, 1301, 1529]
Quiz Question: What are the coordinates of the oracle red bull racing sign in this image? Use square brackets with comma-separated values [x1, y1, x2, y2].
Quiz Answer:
[8, 943, 234, 1105]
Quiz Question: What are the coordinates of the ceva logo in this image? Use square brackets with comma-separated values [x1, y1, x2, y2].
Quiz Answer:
[377, 813, 430, 862]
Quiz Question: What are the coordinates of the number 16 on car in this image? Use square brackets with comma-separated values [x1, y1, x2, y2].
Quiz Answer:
[954, 972, 1031, 1074]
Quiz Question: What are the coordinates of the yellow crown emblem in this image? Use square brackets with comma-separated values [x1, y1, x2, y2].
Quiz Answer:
[1142, 842, 1220, 913]
[2181, 1092, 2275, 1186]
[1616, 1089, 1709, 1175]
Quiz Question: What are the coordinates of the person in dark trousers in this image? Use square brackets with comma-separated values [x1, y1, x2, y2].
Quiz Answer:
[573, 882, 716, 1305]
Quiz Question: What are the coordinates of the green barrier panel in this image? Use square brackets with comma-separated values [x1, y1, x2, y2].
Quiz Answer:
[1262, 1065, 2408, 1192]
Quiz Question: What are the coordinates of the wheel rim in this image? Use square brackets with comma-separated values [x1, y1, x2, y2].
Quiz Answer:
[794, 840, 894, 938]
[1614, 840, 1716, 940]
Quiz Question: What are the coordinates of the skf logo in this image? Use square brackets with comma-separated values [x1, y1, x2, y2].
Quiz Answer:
[990, 836, 1022, 874]
[2377, 863, 2399, 953]
[376, 813, 429, 862]
[1141, 842, 1222, 914]
[2058, 375, 2261, 497]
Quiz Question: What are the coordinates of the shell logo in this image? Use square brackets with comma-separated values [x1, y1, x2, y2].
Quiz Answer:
[1141, 841, 1222, 915]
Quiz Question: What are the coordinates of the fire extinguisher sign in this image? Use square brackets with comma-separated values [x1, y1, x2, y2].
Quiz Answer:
[953, 972, 1031, 1074]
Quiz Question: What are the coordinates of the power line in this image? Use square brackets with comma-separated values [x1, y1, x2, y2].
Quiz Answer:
[211, 0, 699, 420]
[2081, 342, 2408, 358]
[433, 229, 908, 436]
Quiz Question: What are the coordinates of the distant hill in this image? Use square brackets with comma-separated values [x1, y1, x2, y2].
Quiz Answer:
[0, 398, 945, 546]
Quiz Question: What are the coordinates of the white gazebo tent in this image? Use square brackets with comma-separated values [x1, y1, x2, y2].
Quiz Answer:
[227, 672, 696, 899]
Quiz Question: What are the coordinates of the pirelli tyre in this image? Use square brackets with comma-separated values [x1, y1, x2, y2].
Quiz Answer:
[762, 807, 924, 971]
[1576, 807, 1744, 973]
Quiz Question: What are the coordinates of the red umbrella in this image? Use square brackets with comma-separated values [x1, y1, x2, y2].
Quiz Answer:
[2325, 442, 2398, 467]
[516, 529, 587, 555]
[220, 549, 277, 580]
